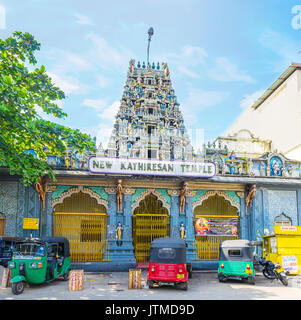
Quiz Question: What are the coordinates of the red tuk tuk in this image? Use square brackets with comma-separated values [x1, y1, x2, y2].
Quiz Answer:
[147, 237, 190, 290]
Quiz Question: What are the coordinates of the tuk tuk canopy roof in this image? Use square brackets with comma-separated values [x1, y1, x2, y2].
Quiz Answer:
[219, 239, 254, 261]
[150, 237, 187, 249]
[220, 240, 252, 248]
[42, 237, 70, 257]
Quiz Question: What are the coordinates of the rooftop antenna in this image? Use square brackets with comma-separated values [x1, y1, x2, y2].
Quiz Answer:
[147, 27, 154, 66]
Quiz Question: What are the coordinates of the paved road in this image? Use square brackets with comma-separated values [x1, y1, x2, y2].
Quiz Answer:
[1, 266, 301, 301]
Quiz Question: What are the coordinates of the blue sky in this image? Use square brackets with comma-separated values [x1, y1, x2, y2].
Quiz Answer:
[1, 0, 301, 150]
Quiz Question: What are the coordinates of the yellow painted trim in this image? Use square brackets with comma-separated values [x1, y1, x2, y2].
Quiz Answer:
[194, 214, 238, 218]
[134, 213, 169, 216]
[53, 212, 107, 216]
[50, 178, 245, 191]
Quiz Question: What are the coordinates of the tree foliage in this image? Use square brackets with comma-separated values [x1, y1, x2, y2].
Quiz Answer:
[0, 31, 96, 185]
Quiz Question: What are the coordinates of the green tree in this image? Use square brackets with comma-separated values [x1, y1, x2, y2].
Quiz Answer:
[0, 31, 96, 185]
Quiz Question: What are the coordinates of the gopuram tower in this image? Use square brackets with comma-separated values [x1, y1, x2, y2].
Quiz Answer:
[107, 28, 194, 161]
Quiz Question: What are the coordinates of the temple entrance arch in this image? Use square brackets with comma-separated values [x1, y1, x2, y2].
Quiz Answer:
[53, 191, 108, 262]
[193, 193, 239, 260]
[132, 192, 170, 263]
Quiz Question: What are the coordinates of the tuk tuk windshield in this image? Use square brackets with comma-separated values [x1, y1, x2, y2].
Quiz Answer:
[158, 248, 176, 259]
[14, 243, 46, 257]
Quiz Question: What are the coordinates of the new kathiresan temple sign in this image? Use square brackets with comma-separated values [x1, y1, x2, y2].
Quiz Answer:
[88, 156, 216, 178]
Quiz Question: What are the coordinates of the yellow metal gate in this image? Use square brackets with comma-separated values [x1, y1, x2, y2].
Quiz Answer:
[53, 191, 109, 262]
[53, 212, 108, 262]
[132, 214, 170, 262]
[193, 194, 239, 261]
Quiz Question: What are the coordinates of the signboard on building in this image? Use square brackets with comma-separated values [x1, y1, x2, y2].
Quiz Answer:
[88, 156, 216, 178]
[282, 256, 298, 273]
[23, 218, 39, 230]
[195, 217, 238, 236]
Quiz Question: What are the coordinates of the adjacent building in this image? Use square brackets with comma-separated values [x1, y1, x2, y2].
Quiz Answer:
[225, 63, 301, 160]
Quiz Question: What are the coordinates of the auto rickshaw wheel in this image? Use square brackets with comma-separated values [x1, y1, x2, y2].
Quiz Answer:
[178, 282, 188, 290]
[147, 280, 154, 288]
[62, 270, 70, 281]
[12, 281, 25, 295]
[218, 274, 226, 282]
[187, 263, 192, 278]
[247, 276, 256, 285]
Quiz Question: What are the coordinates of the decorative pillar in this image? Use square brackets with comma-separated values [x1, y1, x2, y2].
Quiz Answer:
[297, 190, 301, 226]
[105, 187, 135, 268]
[16, 180, 25, 237]
[238, 192, 248, 239]
[105, 187, 117, 226]
[43, 189, 53, 237]
[185, 195, 194, 262]
[17, 181, 41, 237]
[168, 190, 180, 238]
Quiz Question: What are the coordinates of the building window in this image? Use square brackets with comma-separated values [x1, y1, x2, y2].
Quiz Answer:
[148, 125, 155, 135]
[148, 108, 153, 115]
[148, 149, 157, 159]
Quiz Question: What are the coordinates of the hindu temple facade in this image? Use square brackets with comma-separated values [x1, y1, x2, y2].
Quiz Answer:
[1, 60, 301, 271]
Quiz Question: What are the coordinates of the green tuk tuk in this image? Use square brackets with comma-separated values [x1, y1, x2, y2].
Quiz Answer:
[0, 237, 22, 267]
[217, 239, 255, 285]
[8, 237, 71, 295]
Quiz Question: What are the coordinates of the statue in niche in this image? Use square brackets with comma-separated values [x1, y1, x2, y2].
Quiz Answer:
[238, 162, 243, 175]
[281, 166, 286, 177]
[180, 182, 189, 213]
[116, 179, 123, 211]
[115, 222, 123, 246]
[272, 159, 281, 176]
[129, 59, 135, 74]
[179, 223, 186, 239]
[246, 184, 256, 215]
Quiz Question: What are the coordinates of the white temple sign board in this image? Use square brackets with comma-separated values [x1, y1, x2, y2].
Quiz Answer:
[88, 156, 216, 178]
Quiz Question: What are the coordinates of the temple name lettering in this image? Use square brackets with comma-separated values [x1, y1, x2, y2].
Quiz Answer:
[89, 157, 216, 178]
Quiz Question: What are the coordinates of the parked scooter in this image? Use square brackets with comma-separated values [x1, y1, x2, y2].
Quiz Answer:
[258, 254, 289, 286]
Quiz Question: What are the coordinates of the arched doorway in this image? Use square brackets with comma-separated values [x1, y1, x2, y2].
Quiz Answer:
[132, 193, 170, 263]
[53, 192, 108, 262]
[193, 194, 239, 260]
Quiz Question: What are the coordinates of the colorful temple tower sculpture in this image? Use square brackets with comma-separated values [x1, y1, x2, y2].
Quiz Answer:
[107, 59, 194, 161]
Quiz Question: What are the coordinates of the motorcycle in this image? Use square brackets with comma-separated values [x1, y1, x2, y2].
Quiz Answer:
[258, 254, 289, 286]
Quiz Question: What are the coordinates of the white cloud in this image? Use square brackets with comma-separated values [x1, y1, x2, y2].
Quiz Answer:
[259, 29, 301, 72]
[154, 45, 207, 78]
[47, 72, 80, 94]
[181, 88, 228, 124]
[97, 74, 110, 88]
[82, 98, 120, 123]
[207, 57, 254, 83]
[46, 49, 93, 73]
[47, 71, 91, 95]
[82, 98, 110, 112]
[97, 100, 120, 122]
[81, 100, 120, 148]
[86, 32, 134, 70]
[0, 4, 6, 30]
[73, 13, 93, 26]
[240, 89, 265, 109]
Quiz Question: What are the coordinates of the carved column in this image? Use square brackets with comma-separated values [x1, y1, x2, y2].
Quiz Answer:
[44, 189, 53, 237]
